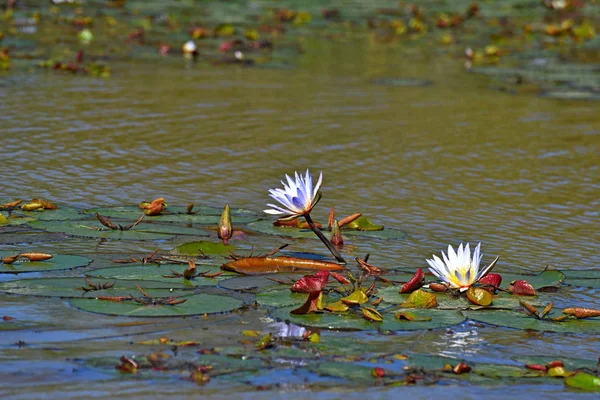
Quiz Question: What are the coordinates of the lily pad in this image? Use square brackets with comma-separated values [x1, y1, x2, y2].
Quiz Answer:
[218, 275, 292, 291]
[17, 205, 86, 221]
[69, 292, 244, 317]
[269, 306, 465, 331]
[0, 253, 91, 274]
[171, 240, 234, 256]
[28, 220, 210, 240]
[0, 214, 36, 226]
[0, 277, 189, 298]
[246, 220, 407, 240]
[501, 270, 565, 290]
[86, 264, 229, 285]
[464, 309, 600, 333]
[84, 205, 258, 224]
[257, 286, 312, 307]
[563, 270, 600, 288]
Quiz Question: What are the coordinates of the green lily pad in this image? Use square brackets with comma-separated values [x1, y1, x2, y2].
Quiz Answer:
[69, 292, 244, 317]
[473, 364, 544, 379]
[86, 264, 229, 285]
[269, 306, 465, 331]
[563, 270, 600, 288]
[0, 277, 189, 298]
[501, 270, 565, 290]
[218, 275, 291, 291]
[17, 205, 86, 221]
[246, 220, 407, 240]
[0, 253, 91, 274]
[464, 309, 600, 333]
[84, 205, 258, 224]
[0, 214, 35, 226]
[565, 372, 600, 391]
[171, 240, 234, 256]
[344, 216, 383, 231]
[257, 286, 311, 307]
[28, 219, 210, 240]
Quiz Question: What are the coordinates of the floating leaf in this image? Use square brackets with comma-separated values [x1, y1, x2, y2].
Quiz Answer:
[502, 270, 565, 291]
[290, 291, 323, 315]
[361, 307, 383, 322]
[28, 220, 209, 240]
[171, 241, 233, 256]
[290, 270, 329, 293]
[403, 290, 438, 308]
[255, 333, 272, 350]
[0, 277, 187, 298]
[478, 273, 502, 288]
[340, 289, 368, 306]
[70, 292, 243, 317]
[270, 307, 465, 331]
[466, 287, 493, 306]
[84, 205, 258, 225]
[324, 300, 349, 313]
[464, 309, 600, 333]
[510, 280, 536, 296]
[0, 252, 91, 274]
[86, 264, 226, 286]
[399, 268, 425, 293]
[0, 213, 7, 225]
[344, 216, 383, 231]
[222, 256, 345, 275]
[246, 220, 407, 240]
[565, 372, 600, 391]
[395, 311, 432, 322]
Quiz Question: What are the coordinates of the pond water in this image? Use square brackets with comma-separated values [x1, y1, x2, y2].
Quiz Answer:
[1, 1, 600, 398]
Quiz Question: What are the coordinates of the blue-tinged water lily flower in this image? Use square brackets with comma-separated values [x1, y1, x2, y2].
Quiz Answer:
[426, 243, 499, 292]
[264, 170, 323, 220]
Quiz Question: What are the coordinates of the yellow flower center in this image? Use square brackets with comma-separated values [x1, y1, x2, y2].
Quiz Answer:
[448, 264, 474, 288]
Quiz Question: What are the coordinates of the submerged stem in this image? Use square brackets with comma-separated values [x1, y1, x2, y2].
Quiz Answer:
[304, 213, 346, 265]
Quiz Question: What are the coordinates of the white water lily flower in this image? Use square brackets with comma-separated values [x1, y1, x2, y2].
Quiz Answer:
[426, 243, 499, 291]
[264, 170, 323, 220]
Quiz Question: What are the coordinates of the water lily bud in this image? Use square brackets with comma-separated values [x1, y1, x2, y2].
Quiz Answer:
[330, 219, 343, 246]
[218, 204, 233, 245]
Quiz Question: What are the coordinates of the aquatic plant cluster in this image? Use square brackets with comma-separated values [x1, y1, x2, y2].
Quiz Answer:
[1, 168, 600, 392]
[0, 0, 598, 98]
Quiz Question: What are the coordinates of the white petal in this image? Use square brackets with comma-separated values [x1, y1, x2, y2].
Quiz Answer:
[447, 244, 458, 268]
[472, 242, 482, 269]
[313, 171, 323, 199]
[264, 209, 284, 215]
[432, 254, 450, 275]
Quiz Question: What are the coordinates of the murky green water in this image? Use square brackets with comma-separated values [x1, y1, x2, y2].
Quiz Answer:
[1, 1, 600, 398]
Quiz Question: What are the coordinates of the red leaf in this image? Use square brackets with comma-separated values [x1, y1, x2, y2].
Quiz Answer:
[525, 364, 547, 372]
[400, 268, 425, 293]
[330, 272, 350, 285]
[290, 291, 323, 315]
[478, 273, 502, 288]
[290, 270, 329, 293]
[509, 280, 536, 296]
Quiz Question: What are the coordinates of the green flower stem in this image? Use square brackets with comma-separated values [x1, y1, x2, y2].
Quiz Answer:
[304, 213, 346, 265]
